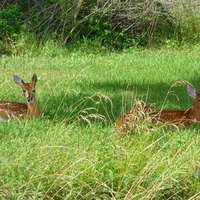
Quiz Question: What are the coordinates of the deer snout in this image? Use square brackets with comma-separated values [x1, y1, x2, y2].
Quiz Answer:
[25, 92, 34, 103]
[27, 96, 33, 102]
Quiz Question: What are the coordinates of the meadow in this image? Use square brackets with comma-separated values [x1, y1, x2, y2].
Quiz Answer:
[0, 47, 200, 199]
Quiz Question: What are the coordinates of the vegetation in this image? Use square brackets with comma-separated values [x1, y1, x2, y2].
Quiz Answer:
[0, 48, 200, 199]
[0, 1, 199, 199]
[0, 0, 200, 55]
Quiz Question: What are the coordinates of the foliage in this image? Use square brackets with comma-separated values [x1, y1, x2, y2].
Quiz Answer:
[0, 0, 200, 54]
[0, 4, 23, 55]
[0, 4, 22, 38]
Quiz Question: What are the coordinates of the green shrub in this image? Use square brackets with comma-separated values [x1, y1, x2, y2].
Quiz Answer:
[0, 4, 22, 38]
[1, 0, 200, 52]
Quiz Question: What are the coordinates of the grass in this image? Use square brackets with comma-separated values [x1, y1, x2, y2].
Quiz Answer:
[0, 47, 200, 199]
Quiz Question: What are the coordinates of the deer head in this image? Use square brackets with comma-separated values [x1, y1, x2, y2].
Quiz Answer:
[13, 73, 37, 103]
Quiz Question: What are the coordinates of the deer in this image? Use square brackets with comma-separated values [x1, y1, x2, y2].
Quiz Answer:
[116, 82, 200, 131]
[0, 73, 42, 119]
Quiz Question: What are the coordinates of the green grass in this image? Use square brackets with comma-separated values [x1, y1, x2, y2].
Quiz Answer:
[0, 48, 200, 199]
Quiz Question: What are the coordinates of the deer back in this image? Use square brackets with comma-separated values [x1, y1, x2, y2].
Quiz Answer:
[151, 109, 190, 126]
[0, 102, 27, 119]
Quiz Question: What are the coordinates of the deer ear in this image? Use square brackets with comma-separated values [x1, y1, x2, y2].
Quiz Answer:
[187, 83, 196, 99]
[32, 73, 37, 83]
[13, 75, 24, 87]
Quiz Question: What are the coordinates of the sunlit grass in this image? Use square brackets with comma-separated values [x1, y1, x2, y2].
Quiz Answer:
[0, 48, 200, 199]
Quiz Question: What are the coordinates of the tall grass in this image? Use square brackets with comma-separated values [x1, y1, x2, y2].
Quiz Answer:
[0, 48, 200, 199]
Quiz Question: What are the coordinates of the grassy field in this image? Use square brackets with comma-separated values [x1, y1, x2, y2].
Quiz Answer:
[0, 48, 200, 199]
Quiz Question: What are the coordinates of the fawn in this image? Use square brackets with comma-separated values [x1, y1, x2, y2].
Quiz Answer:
[0, 73, 42, 119]
[116, 83, 200, 131]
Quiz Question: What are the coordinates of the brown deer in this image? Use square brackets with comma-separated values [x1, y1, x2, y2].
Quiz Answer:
[0, 73, 42, 119]
[116, 83, 200, 131]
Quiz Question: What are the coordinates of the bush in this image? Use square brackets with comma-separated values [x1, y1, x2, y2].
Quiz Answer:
[1, 0, 200, 53]
[23, 0, 177, 49]
[0, 4, 22, 38]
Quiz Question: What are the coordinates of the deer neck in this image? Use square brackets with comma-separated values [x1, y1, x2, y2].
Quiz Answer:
[188, 104, 200, 121]
[27, 100, 42, 118]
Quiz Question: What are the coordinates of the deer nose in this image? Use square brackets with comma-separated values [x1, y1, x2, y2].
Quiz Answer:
[27, 97, 32, 102]
[26, 92, 33, 102]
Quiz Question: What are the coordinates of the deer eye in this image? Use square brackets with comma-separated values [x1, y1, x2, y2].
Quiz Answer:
[32, 89, 36, 93]
[22, 89, 26, 93]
